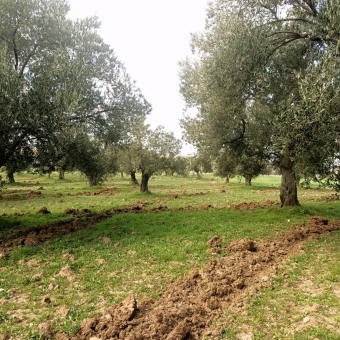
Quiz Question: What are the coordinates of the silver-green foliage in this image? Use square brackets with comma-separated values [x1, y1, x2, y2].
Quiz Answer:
[179, 0, 340, 194]
[0, 0, 151, 169]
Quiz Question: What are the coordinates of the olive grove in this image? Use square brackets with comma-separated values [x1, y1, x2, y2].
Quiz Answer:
[179, 0, 340, 206]
[0, 0, 151, 184]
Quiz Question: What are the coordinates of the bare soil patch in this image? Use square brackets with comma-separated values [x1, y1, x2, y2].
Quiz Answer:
[229, 200, 280, 210]
[0, 190, 42, 201]
[54, 216, 340, 340]
[0, 187, 117, 201]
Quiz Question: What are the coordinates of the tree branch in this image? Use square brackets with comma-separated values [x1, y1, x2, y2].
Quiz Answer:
[222, 119, 246, 145]
[19, 44, 38, 77]
[303, 0, 318, 16]
[268, 18, 314, 25]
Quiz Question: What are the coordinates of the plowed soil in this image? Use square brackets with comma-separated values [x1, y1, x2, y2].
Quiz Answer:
[0, 202, 147, 258]
[0, 201, 195, 257]
[229, 200, 280, 210]
[54, 216, 340, 340]
[0, 199, 292, 259]
[0, 187, 117, 201]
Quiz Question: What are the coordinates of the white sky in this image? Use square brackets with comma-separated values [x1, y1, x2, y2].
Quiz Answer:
[67, 0, 208, 155]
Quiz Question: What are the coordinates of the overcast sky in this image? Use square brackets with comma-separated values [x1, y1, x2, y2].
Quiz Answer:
[67, 0, 209, 154]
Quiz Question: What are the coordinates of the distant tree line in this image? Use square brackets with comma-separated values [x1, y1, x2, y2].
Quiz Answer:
[0, 0, 187, 192]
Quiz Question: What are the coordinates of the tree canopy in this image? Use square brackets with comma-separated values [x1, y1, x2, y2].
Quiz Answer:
[0, 0, 151, 170]
[179, 0, 340, 206]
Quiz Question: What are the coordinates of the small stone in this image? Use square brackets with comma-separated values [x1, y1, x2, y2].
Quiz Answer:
[48, 283, 54, 291]
[303, 316, 310, 323]
[262, 276, 269, 282]
[237, 332, 253, 340]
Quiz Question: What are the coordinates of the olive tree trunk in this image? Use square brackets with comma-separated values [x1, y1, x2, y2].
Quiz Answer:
[140, 173, 150, 192]
[280, 152, 300, 207]
[244, 176, 252, 186]
[87, 174, 100, 186]
[7, 169, 15, 183]
[130, 171, 139, 185]
[59, 169, 65, 180]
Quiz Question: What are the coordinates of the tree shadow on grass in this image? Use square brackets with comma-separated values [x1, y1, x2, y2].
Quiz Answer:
[0, 217, 21, 238]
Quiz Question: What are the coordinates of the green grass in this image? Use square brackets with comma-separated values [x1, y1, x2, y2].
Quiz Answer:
[0, 171, 340, 338]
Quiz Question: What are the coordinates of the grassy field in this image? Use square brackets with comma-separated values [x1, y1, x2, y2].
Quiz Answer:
[0, 172, 340, 339]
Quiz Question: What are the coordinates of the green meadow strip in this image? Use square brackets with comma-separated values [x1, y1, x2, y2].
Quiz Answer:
[0, 172, 339, 338]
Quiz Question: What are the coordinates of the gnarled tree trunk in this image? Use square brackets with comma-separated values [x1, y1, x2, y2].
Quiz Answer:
[225, 175, 230, 183]
[244, 176, 252, 186]
[59, 169, 65, 180]
[7, 169, 15, 183]
[130, 171, 138, 185]
[280, 152, 300, 207]
[296, 174, 301, 187]
[140, 172, 150, 192]
[87, 174, 99, 187]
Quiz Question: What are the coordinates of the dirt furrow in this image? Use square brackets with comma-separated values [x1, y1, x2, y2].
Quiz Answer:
[1, 201, 280, 259]
[54, 216, 340, 340]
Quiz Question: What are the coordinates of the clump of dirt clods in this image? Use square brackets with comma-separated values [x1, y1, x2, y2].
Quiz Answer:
[229, 200, 279, 210]
[206, 236, 222, 254]
[36, 206, 50, 214]
[55, 216, 340, 340]
[225, 237, 257, 253]
[64, 208, 79, 215]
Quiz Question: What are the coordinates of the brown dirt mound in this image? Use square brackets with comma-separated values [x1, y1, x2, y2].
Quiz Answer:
[0, 190, 42, 201]
[0, 187, 118, 201]
[55, 216, 340, 340]
[64, 208, 80, 215]
[36, 206, 51, 214]
[78, 187, 118, 196]
[0, 202, 160, 257]
[229, 200, 280, 210]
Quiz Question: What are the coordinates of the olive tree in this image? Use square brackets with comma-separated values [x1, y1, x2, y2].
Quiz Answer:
[0, 0, 151, 172]
[179, 0, 340, 206]
[138, 127, 182, 192]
